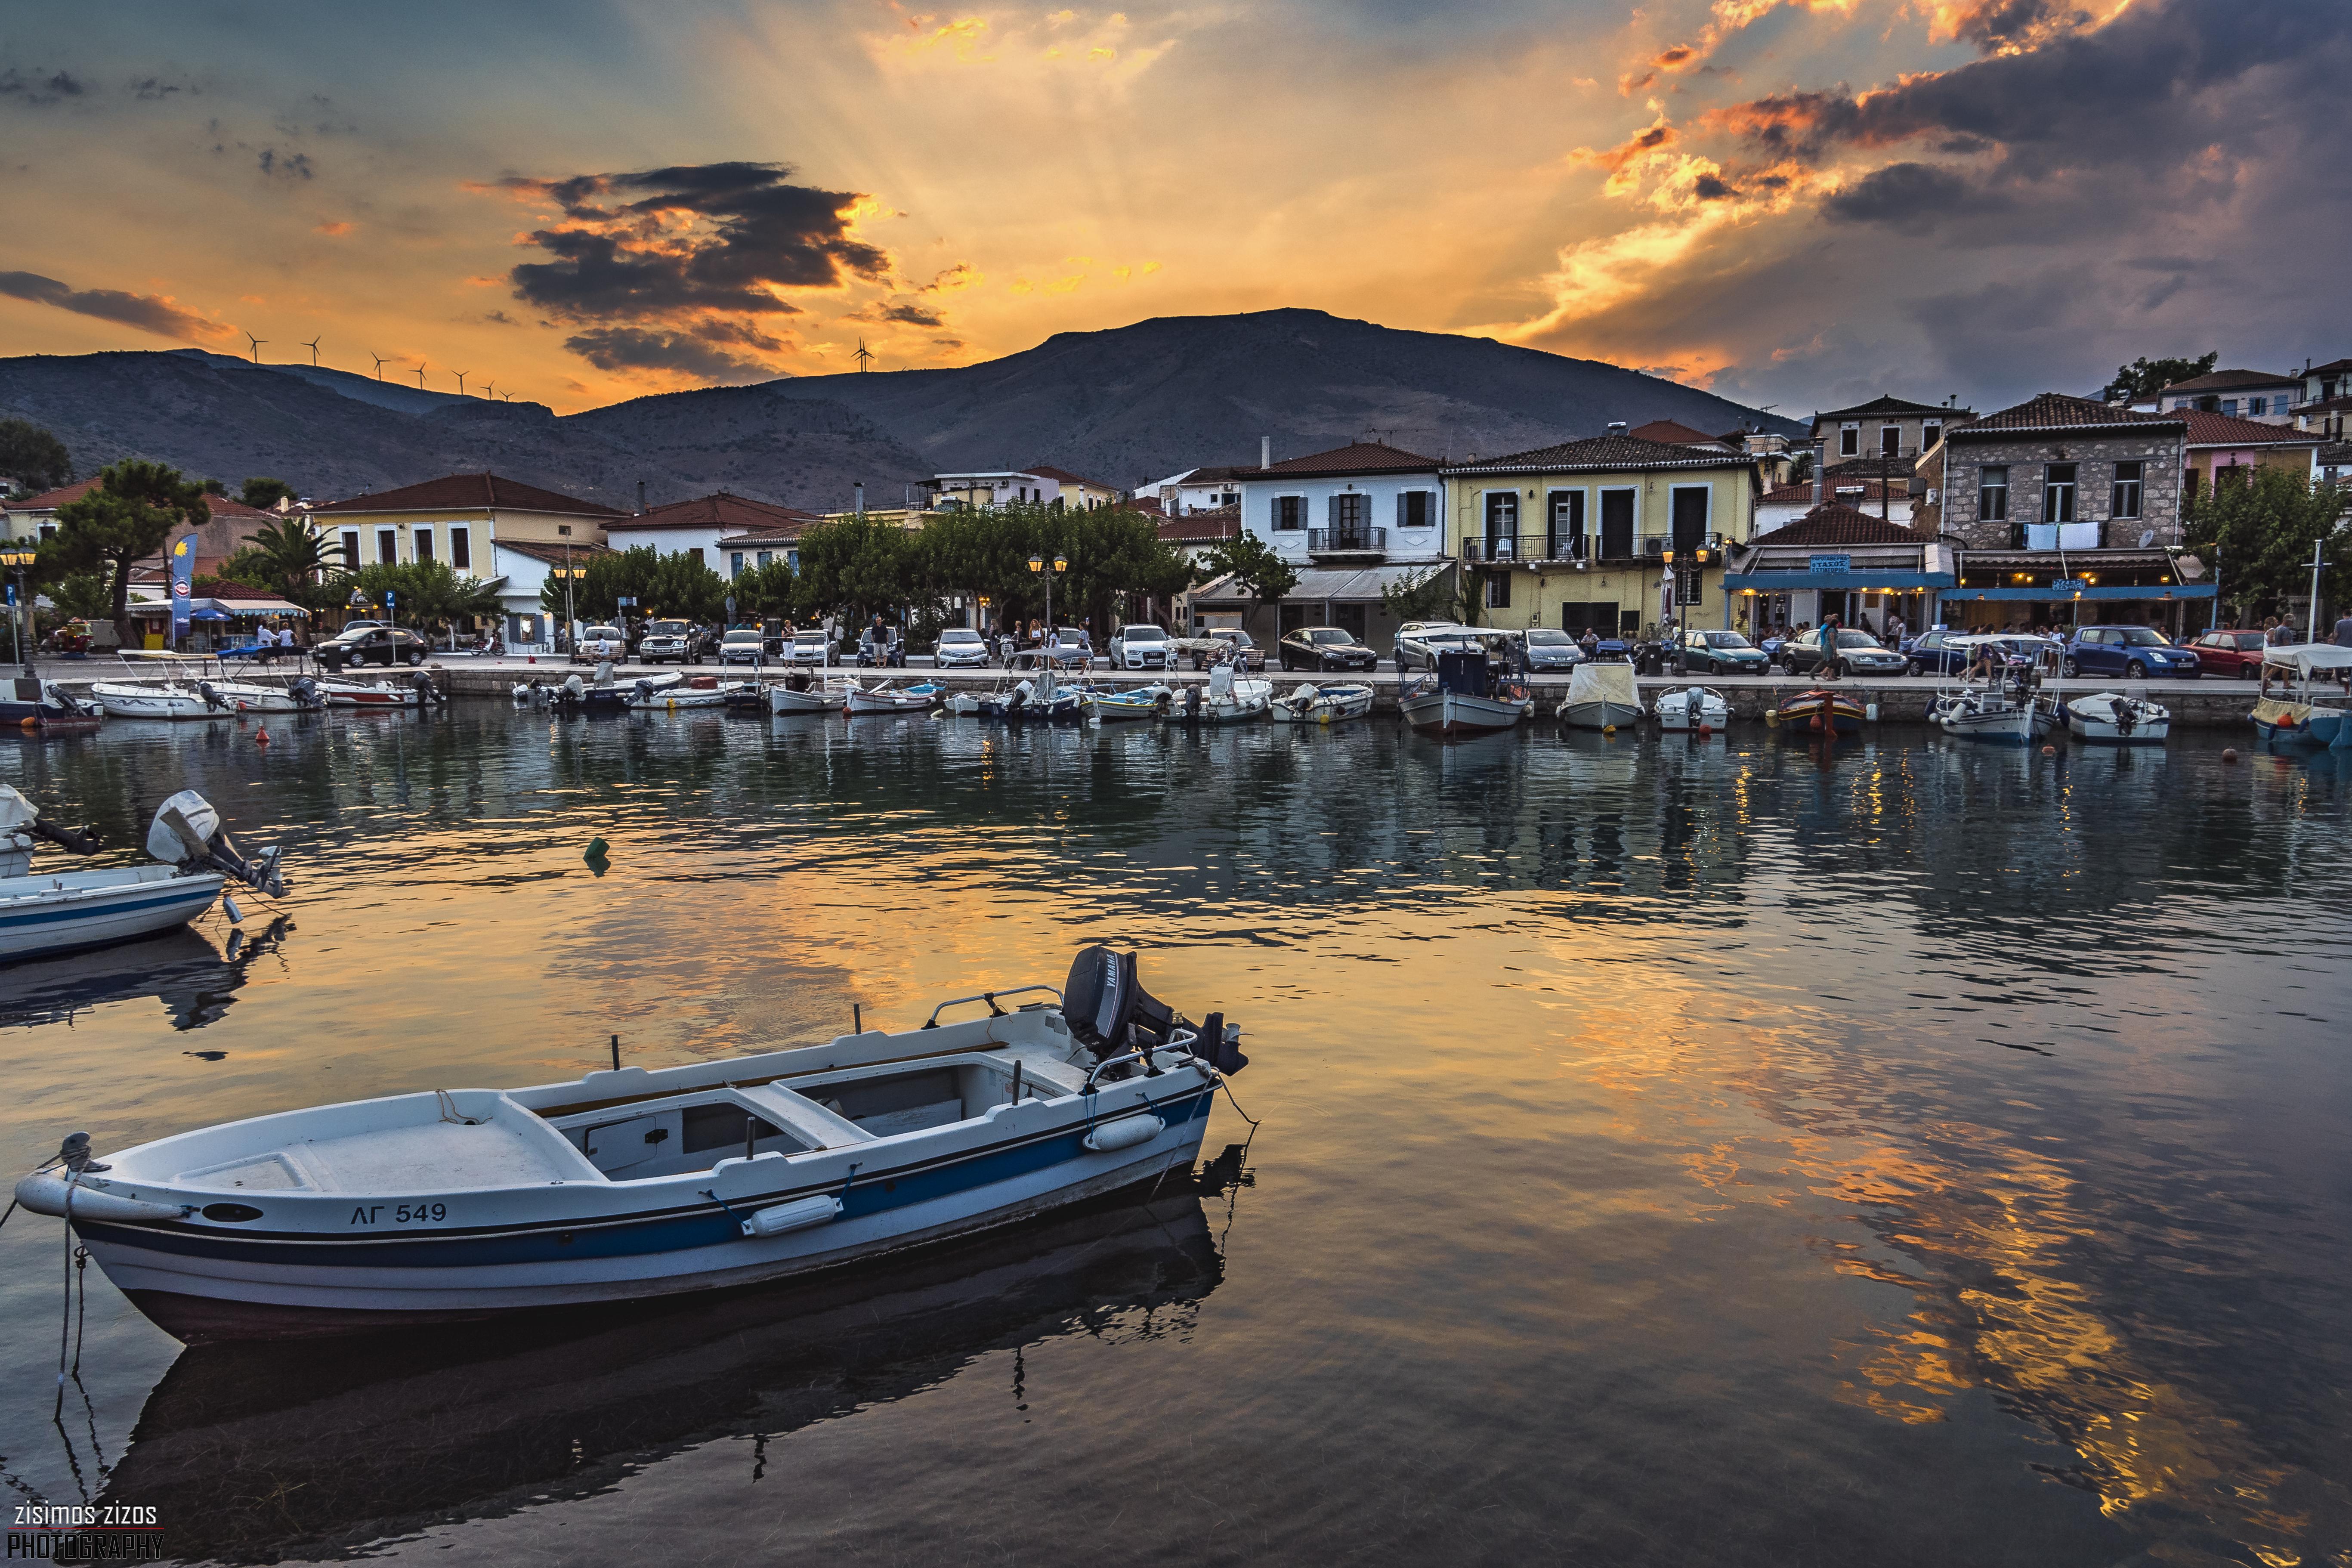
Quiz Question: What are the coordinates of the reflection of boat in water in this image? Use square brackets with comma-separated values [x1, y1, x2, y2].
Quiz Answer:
[1, 919, 290, 1030]
[97, 1178, 1235, 1565]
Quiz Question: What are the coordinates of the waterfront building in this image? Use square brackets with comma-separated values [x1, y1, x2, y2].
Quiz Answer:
[1925, 392, 2212, 635]
[1439, 434, 1764, 637]
[1810, 394, 1974, 464]
[1726, 503, 1953, 637]
[1757, 476, 1914, 535]
[1139, 465, 1246, 516]
[922, 464, 1122, 511]
[1158, 507, 1239, 630]
[310, 472, 624, 651]
[2135, 368, 2305, 424]
[2179, 411, 2327, 499]
[609, 493, 821, 576]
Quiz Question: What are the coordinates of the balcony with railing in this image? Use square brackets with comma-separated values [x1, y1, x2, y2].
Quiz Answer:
[1307, 526, 1386, 558]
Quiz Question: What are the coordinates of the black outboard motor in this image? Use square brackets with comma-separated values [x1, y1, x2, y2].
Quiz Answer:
[1061, 945, 1247, 1075]
[289, 675, 324, 709]
[411, 671, 440, 705]
[198, 680, 227, 713]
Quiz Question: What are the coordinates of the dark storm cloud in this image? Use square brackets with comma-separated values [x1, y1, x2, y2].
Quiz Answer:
[1820, 162, 2009, 234]
[0, 68, 84, 105]
[500, 161, 890, 323]
[0, 269, 222, 339]
[563, 325, 782, 383]
[1712, 0, 2349, 178]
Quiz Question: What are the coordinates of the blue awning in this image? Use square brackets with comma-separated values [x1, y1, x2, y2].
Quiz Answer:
[1731, 572, 1956, 591]
[1945, 585, 2216, 601]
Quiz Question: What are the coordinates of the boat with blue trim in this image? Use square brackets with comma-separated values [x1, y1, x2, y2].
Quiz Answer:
[1, 786, 285, 964]
[12, 945, 1248, 1340]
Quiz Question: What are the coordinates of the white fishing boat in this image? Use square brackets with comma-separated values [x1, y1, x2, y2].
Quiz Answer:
[90, 655, 216, 721]
[628, 677, 753, 711]
[947, 653, 1087, 723]
[1556, 662, 1641, 730]
[1932, 671, 2039, 743]
[1, 786, 286, 964]
[770, 676, 859, 714]
[1269, 681, 1374, 726]
[1400, 652, 1531, 739]
[2, 676, 104, 734]
[1088, 684, 1174, 722]
[328, 674, 439, 709]
[1652, 684, 1729, 732]
[12, 945, 1248, 1341]
[1168, 663, 1271, 726]
[845, 680, 946, 714]
[2063, 691, 2170, 744]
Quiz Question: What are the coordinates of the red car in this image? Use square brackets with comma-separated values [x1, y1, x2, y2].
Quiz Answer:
[2185, 628, 2269, 679]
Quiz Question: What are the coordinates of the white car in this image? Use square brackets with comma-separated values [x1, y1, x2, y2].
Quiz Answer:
[788, 630, 832, 666]
[1395, 622, 1481, 671]
[1109, 624, 1172, 670]
[572, 625, 625, 665]
[933, 627, 991, 668]
[717, 628, 778, 665]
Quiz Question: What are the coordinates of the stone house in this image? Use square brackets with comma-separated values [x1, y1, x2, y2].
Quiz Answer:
[1811, 394, 1974, 464]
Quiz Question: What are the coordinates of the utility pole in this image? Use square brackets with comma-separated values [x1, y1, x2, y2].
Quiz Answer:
[2307, 539, 2328, 643]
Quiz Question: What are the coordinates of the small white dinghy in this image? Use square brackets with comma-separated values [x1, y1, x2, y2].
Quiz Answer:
[1653, 684, 1729, 732]
[1168, 662, 1272, 725]
[333, 674, 440, 709]
[1270, 681, 1375, 726]
[2065, 691, 2170, 745]
[1, 786, 287, 964]
[844, 680, 945, 714]
[771, 677, 860, 714]
[12, 946, 1249, 1341]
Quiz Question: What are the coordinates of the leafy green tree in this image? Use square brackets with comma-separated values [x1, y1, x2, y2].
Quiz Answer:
[2185, 468, 2352, 626]
[239, 476, 297, 511]
[536, 545, 727, 625]
[0, 418, 74, 492]
[47, 459, 210, 648]
[726, 558, 798, 622]
[2099, 352, 2219, 404]
[48, 573, 114, 623]
[1200, 529, 1298, 634]
[232, 516, 348, 610]
[793, 514, 921, 625]
[1380, 563, 1469, 626]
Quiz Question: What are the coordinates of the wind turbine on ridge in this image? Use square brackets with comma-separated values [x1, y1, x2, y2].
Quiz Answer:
[453, 369, 470, 396]
[414, 362, 427, 390]
[369, 351, 387, 380]
[302, 337, 322, 367]
[854, 338, 875, 372]
[244, 331, 266, 364]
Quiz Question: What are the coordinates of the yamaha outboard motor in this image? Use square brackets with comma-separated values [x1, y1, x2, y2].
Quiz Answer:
[146, 789, 287, 897]
[1061, 945, 1247, 1075]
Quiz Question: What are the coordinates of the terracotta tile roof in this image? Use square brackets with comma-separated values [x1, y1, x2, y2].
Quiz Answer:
[9, 478, 102, 510]
[8, 478, 282, 526]
[1815, 393, 1963, 421]
[2181, 411, 2321, 448]
[1259, 441, 1438, 479]
[1025, 463, 1118, 490]
[715, 529, 807, 548]
[2306, 358, 2352, 377]
[1443, 433, 1752, 475]
[491, 538, 615, 568]
[1951, 392, 2184, 438]
[1624, 419, 1724, 447]
[2157, 368, 2298, 394]
[1763, 478, 1902, 504]
[1158, 507, 1240, 543]
[312, 471, 624, 517]
[615, 492, 820, 533]
[1757, 503, 1922, 546]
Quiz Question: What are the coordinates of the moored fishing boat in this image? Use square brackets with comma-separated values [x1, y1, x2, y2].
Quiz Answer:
[2064, 691, 2170, 745]
[1269, 681, 1374, 726]
[333, 674, 440, 709]
[629, 675, 753, 711]
[845, 680, 946, 714]
[2251, 645, 2352, 748]
[2, 675, 104, 734]
[2, 785, 286, 964]
[1088, 684, 1174, 722]
[11, 945, 1248, 1340]
[1402, 652, 1529, 739]
[770, 675, 859, 714]
[1932, 677, 2035, 744]
[1773, 687, 1865, 736]
[1168, 662, 1273, 726]
[1652, 684, 1728, 733]
[1556, 662, 1641, 731]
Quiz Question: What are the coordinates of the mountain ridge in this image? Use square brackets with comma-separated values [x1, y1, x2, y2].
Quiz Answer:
[1, 309, 1801, 511]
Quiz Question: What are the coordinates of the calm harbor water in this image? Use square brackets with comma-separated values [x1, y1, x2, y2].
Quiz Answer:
[4, 705, 2351, 1565]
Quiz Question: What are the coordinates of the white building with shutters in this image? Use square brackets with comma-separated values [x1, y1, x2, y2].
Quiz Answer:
[1235, 442, 1447, 567]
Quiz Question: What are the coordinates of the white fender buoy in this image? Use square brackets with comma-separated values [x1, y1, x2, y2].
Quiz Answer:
[740, 1194, 842, 1237]
[1083, 1113, 1164, 1152]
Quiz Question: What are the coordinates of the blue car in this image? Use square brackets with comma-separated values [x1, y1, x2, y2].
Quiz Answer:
[2062, 625, 2201, 679]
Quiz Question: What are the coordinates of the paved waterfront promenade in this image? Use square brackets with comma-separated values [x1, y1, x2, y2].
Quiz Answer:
[24, 652, 2286, 727]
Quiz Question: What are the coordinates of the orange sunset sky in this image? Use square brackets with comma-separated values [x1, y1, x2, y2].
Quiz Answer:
[1, 0, 2342, 415]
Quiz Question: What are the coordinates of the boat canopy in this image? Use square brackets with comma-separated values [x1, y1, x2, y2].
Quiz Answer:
[2261, 644, 2352, 674]
[1567, 662, 1638, 708]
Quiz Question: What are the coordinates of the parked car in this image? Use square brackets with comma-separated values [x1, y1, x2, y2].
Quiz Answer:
[1173, 628, 1263, 671]
[2185, 627, 2269, 679]
[1277, 626, 1378, 672]
[571, 625, 626, 665]
[1108, 624, 1174, 670]
[932, 627, 992, 668]
[2063, 625, 2200, 679]
[1514, 628, 1585, 673]
[317, 625, 430, 671]
[1673, 629, 1769, 676]
[787, 629, 832, 666]
[1394, 622, 1482, 672]
[636, 619, 711, 664]
[717, 626, 783, 665]
[1779, 628, 1908, 678]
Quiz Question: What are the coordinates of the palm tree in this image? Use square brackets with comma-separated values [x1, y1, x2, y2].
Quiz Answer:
[240, 516, 349, 606]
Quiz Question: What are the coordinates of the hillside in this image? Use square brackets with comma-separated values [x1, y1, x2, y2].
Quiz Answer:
[0, 310, 1799, 510]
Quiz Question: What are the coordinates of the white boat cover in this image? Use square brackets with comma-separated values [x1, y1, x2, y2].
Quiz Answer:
[1567, 663, 1638, 708]
[2261, 643, 2352, 674]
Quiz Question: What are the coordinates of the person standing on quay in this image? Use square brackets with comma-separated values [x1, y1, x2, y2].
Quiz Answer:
[1817, 615, 1843, 680]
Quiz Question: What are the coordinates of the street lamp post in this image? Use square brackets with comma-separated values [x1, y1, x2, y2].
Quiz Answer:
[0, 546, 36, 673]
[1027, 551, 1068, 659]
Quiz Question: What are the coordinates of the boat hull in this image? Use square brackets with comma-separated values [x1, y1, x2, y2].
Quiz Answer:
[1775, 690, 1864, 736]
[71, 1083, 1214, 1338]
[1403, 690, 1527, 738]
[1, 867, 224, 962]
[2064, 695, 2170, 745]
[1269, 684, 1374, 725]
[1557, 699, 1642, 731]
[90, 683, 216, 721]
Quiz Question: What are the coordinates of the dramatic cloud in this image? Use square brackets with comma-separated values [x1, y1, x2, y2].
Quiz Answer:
[563, 323, 789, 383]
[0, 67, 84, 105]
[495, 162, 889, 322]
[0, 269, 227, 340]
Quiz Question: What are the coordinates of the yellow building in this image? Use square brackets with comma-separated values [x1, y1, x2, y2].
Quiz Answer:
[1440, 436, 1764, 636]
